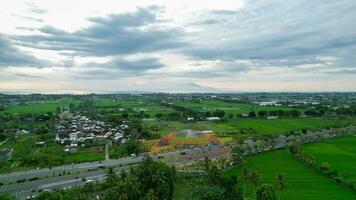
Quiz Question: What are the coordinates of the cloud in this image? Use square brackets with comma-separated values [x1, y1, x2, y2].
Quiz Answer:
[11, 14, 43, 22]
[0, 34, 48, 67]
[26, 2, 48, 14]
[68, 57, 164, 81]
[87, 6, 159, 27]
[12, 6, 185, 57]
[187, 0, 356, 71]
[104, 57, 164, 71]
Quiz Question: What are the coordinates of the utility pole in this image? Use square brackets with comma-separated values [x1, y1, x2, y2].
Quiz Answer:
[105, 141, 110, 160]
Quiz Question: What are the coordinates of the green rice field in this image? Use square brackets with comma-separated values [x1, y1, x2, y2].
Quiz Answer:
[144, 117, 356, 136]
[224, 150, 356, 200]
[0, 98, 79, 115]
[302, 135, 356, 184]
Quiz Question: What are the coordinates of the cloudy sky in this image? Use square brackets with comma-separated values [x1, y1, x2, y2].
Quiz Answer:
[0, 0, 355, 93]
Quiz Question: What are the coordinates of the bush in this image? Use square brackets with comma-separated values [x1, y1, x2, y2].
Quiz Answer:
[256, 185, 277, 200]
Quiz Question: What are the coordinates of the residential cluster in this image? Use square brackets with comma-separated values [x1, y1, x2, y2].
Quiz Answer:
[55, 111, 128, 153]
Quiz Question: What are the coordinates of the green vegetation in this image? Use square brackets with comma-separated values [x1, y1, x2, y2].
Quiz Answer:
[35, 157, 175, 200]
[0, 135, 105, 173]
[0, 98, 79, 115]
[176, 100, 299, 114]
[224, 150, 356, 200]
[94, 98, 173, 117]
[302, 136, 356, 185]
[226, 118, 356, 135]
[174, 159, 243, 200]
[143, 118, 356, 136]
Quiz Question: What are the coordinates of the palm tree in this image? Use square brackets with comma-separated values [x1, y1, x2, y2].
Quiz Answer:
[124, 175, 141, 200]
[275, 173, 287, 200]
[115, 182, 129, 200]
[248, 169, 260, 199]
[242, 168, 250, 199]
[144, 189, 159, 200]
[106, 167, 117, 188]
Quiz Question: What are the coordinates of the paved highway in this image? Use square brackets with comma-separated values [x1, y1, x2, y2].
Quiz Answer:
[0, 145, 227, 199]
[0, 165, 134, 200]
[0, 156, 143, 185]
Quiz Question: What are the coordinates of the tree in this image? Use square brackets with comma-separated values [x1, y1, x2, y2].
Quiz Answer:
[36, 191, 61, 200]
[258, 110, 268, 117]
[124, 175, 141, 200]
[247, 168, 260, 198]
[204, 156, 210, 172]
[213, 109, 225, 118]
[222, 176, 243, 200]
[143, 189, 159, 200]
[189, 169, 243, 200]
[288, 144, 301, 156]
[207, 165, 223, 186]
[256, 185, 277, 200]
[242, 168, 250, 199]
[275, 173, 287, 200]
[124, 139, 141, 155]
[289, 110, 301, 117]
[231, 147, 244, 166]
[190, 184, 226, 200]
[105, 167, 118, 188]
[0, 132, 6, 141]
[122, 113, 129, 119]
[0, 194, 16, 200]
[248, 111, 256, 118]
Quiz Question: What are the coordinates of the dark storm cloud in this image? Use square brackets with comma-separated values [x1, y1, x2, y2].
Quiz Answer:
[12, 6, 185, 57]
[0, 34, 48, 67]
[189, 0, 356, 71]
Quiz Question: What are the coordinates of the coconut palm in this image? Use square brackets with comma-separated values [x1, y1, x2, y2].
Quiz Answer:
[275, 173, 287, 200]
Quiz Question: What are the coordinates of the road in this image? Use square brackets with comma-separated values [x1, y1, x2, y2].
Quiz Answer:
[0, 165, 134, 200]
[0, 145, 228, 199]
[0, 156, 143, 185]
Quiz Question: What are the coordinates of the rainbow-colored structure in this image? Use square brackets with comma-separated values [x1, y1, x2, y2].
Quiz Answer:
[142, 130, 222, 154]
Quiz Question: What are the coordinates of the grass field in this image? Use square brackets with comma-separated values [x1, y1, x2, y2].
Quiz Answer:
[144, 118, 356, 136]
[0, 98, 79, 115]
[226, 118, 356, 135]
[302, 135, 356, 184]
[94, 98, 173, 117]
[176, 100, 300, 114]
[224, 150, 356, 200]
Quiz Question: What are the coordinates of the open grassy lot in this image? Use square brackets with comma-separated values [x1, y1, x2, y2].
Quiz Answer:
[94, 98, 173, 117]
[143, 121, 234, 136]
[143, 117, 356, 136]
[224, 150, 356, 200]
[302, 135, 356, 184]
[0, 98, 79, 115]
[176, 100, 299, 114]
